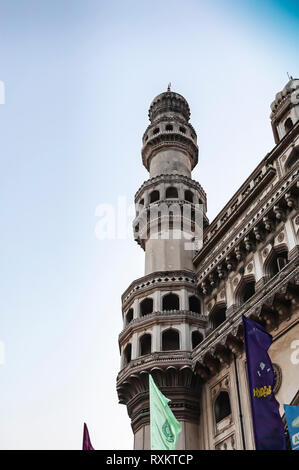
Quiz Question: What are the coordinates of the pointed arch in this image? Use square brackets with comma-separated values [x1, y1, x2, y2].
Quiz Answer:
[123, 343, 132, 366]
[209, 303, 227, 330]
[162, 292, 180, 311]
[214, 391, 231, 423]
[162, 328, 180, 351]
[192, 330, 203, 349]
[139, 333, 151, 356]
[140, 297, 154, 316]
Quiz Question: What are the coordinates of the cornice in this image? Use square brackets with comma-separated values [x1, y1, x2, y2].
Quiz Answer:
[121, 270, 196, 308]
[134, 173, 206, 202]
[193, 123, 299, 268]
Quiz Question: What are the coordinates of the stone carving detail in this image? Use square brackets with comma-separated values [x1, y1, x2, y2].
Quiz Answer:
[215, 435, 235, 450]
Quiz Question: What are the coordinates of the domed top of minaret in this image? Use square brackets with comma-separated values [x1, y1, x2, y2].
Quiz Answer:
[270, 77, 299, 144]
[270, 77, 299, 117]
[149, 85, 191, 123]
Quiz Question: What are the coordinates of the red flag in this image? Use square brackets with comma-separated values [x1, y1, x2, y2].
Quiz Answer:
[82, 422, 94, 450]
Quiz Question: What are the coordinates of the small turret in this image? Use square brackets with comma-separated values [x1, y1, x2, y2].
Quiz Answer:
[270, 77, 299, 144]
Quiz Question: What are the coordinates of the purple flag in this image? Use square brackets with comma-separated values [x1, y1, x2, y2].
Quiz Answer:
[242, 315, 286, 450]
[82, 422, 94, 450]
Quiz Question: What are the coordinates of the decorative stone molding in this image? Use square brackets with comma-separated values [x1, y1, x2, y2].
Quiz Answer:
[121, 270, 196, 308]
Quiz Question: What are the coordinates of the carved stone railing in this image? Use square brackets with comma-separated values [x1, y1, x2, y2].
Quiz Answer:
[120, 310, 207, 340]
[117, 350, 193, 382]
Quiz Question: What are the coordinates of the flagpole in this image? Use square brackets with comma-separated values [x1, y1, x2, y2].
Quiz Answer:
[233, 354, 246, 450]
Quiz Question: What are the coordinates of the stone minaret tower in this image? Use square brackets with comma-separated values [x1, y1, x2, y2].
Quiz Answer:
[116, 88, 208, 449]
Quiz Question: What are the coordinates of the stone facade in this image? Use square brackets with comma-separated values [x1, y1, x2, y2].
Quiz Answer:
[116, 80, 299, 449]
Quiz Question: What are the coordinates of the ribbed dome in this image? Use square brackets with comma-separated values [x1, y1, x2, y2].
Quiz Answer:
[149, 91, 191, 123]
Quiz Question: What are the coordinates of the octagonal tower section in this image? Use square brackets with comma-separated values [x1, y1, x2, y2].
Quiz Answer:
[116, 88, 208, 449]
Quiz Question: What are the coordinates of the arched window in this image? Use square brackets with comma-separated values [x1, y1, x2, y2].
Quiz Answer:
[209, 305, 226, 330]
[285, 146, 299, 171]
[184, 190, 193, 203]
[214, 391, 231, 423]
[189, 295, 201, 314]
[284, 117, 293, 134]
[140, 334, 151, 356]
[126, 308, 133, 325]
[139, 198, 144, 206]
[150, 190, 160, 203]
[192, 330, 203, 349]
[266, 250, 288, 279]
[237, 279, 256, 305]
[162, 293, 180, 311]
[123, 344, 132, 366]
[140, 298, 153, 316]
[162, 329, 180, 351]
[166, 187, 178, 199]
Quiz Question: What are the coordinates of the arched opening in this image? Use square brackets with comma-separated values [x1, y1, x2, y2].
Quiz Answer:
[184, 190, 193, 203]
[266, 250, 288, 279]
[214, 391, 231, 423]
[162, 329, 180, 351]
[209, 305, 226, 330]
[123, 344, 132, 366]
[140, 298, 154, 316]
[284, 117, 293, 134]
[139, 198, 144, 206]
[237, 279, 256, 305]
[192, 330, 203, 349]
[162, 293, 180, 311]
[165, 124, 173, 131]
[126, 308, 133, 325]
[150, 190, 160, 203]
[140, 334, 151, 356]
[189, 295, 201, 314]
[285, 146, 299, 171]
[166, 187, 178, 199]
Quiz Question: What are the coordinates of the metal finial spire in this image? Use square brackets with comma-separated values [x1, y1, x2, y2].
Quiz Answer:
[167, 82, 171, 92]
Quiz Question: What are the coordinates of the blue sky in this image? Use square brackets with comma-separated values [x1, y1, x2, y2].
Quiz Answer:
[0, 0, 298, 449]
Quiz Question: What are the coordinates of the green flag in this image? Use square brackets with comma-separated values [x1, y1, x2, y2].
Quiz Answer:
[149, 374, 182, 450]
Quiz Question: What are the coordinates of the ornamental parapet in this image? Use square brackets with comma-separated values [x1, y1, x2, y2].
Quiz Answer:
[121, 270, 196, 308]
[119, 310, 207, 342]
[117, 350, 193, 389]
[134, 174, 206, 203]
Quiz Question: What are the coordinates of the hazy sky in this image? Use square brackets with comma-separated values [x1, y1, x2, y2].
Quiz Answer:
[0, 0, 298, 449]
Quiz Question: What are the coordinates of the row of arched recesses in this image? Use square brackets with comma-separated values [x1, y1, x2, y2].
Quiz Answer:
[125, 294, 201, 325]
[144, 124, 196, 142]
[125, 251, 290, 329]
[148, 188, 202, 204]
[122, 328, 204, 365]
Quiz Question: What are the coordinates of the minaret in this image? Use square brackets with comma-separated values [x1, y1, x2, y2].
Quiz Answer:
[116, 88, 208, 449]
